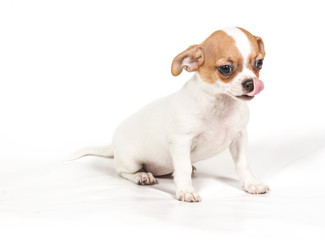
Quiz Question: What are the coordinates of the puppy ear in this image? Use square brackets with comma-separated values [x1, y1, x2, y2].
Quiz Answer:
[255, 36, 266, 57]
[171, 45, 204, 76]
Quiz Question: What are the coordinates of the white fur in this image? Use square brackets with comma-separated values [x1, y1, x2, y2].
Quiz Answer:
[221, 27, 257, 97]
[222, 27, 252, 66]
[72, 27, 269, 202]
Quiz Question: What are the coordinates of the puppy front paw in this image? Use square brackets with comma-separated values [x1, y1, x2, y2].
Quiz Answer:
[177, 190, 201, 202]
[243, 182, 270, 194]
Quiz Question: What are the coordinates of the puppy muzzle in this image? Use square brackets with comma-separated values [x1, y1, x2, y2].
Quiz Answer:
[245, 77, 264, 96]
[236, 77, 264, 101]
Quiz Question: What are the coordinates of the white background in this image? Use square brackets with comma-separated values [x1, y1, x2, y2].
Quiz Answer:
[1, 0, 325, 239]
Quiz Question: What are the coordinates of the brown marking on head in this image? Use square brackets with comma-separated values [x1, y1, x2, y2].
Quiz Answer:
[198, 30, 243, 84]
[171, 30, 245, 84]
[171, 28, 265, 84]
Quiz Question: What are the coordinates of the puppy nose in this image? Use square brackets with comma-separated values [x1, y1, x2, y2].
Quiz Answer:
[242, 79, 254, 93]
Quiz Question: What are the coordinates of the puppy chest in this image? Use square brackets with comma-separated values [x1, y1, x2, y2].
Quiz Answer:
[191, 113, 247, 158]
[195, 122, 236, 149]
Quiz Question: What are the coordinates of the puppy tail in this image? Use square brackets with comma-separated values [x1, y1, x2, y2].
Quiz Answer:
[65, 145, 114, 161]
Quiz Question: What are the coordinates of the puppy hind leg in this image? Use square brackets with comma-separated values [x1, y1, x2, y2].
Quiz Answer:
[121, 172, 157, 185]
[114, 156, 157, 185]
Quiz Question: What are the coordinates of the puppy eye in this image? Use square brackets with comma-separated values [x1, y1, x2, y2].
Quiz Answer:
[255, 59, 263, 69]
[217, 65, 232, 76]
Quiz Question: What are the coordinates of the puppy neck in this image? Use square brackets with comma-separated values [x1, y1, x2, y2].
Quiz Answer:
[185, 73, 238, 106]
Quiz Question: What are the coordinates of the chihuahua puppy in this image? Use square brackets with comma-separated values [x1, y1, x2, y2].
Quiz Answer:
[71, 27, 269, 202]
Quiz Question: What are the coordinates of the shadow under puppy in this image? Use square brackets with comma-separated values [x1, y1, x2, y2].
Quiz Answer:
[70, 27, 269, 202]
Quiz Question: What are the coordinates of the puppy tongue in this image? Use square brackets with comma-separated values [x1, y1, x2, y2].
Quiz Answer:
[247, 77, 264, 96]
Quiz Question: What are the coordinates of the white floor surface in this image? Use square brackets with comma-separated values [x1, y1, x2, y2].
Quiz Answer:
[1, 131, 325, 240]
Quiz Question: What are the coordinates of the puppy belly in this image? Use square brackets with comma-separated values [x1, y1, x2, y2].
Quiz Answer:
[143, 163, 173, 176]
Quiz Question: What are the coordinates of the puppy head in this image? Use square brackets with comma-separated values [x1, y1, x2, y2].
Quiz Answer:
[171, 27, 266, 101]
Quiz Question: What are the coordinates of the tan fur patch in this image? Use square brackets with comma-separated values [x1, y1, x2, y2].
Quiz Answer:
[198, 30, 243, 84]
